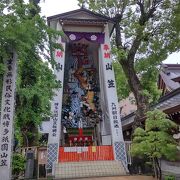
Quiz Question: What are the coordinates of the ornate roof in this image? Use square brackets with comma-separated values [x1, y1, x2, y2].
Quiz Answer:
[47, 8, 115, 35]
[158, 64, 180, 94]
[122, 64, 180, 129]
[47, 8, 114, 22]
[122, 87, 180, 129]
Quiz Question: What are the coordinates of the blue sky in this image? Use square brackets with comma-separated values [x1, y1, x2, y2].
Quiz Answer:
[39, 0, 179, 64]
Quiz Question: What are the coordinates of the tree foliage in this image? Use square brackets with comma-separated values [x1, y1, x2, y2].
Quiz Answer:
[78, 0, 180, 126]
[12, 153, 26, 177]
[1, 0, 62, 63]
[0, 0, 61, 146]
[15, 58, 59, 146]
[131, 110, 178, 179]
[113, 61, 130, 100]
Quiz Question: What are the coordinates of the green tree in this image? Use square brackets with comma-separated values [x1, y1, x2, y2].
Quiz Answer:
[0, 0, 62, 71]
[0, 0, 62, 146]
[15, 59, 59, 146]
[113, 61, 130, 100]
[131, 110, 178, 179]
[78, 0, 180, 127]
[12, 153, 26, 178]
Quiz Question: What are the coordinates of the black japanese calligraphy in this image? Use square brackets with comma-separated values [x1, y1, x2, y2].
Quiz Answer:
[7, 65, 12, 71]
[6, 72, 12, 77]
[2, 121, 10, 127]
[6, 79, 12, 84]
[3, 129, 9, 135]
[2, 137, 9, 143]
[58, 80, 62, 87]
[7, 59, 12, 65]
[1, 144, 8, 151]
[111, 102, 119, 129]
[6, 85, 12, 92]
[4, 92, 12, 98]
[5, 99, 10, 105]
[3, 114, 10, 121]
[0, 56, 16, 171]
[52, 102, 59, 137]
[1, 152, 8, 158]
[3, 107, 10, 113]
[106, 63, 112, 70]
[57, 63, 63, 71]
[107, 80, 115, 88]
[0, 159, 7, 166]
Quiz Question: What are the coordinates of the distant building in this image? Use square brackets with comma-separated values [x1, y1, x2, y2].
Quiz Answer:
[121, 64, 180, 140]
[158, 64, 180, 95]
[119, 93, 136, 118]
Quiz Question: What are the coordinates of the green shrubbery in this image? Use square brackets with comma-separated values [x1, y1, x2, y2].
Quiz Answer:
[165, 175, 175, 180]
[131, 110, 178, 179]
[12, 153, 26, 177]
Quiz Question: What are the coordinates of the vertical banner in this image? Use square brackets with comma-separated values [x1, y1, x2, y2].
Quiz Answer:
[0, 52, 17, 180]
[99, 25, 127, 167]
[46, 22, 66, 174]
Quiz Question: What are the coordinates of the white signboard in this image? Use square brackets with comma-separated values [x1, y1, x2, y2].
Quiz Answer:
[47, 22, 66, 172]
[99, 25, 127, 166]
[0, 52, 17, 180]
[64, 147, 88, 153]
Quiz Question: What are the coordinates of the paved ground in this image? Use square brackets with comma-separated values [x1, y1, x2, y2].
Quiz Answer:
[76, 176, 155, 180]
[40, 175, 155, 180]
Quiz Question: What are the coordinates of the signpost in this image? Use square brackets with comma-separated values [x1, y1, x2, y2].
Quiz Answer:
[99, 24, 127, 166]
[46, 22, 66, 174]
[0, 52, 17, 180]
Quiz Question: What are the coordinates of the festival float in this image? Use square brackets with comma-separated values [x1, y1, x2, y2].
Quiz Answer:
[45, 7, 127, 177]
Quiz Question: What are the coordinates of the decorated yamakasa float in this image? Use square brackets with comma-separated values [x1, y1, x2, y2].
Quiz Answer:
[46, 7, 127, 178]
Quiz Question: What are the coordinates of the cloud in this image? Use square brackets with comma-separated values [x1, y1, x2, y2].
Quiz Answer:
[39, 0, 79, 17]
[163, 52, 180, 64]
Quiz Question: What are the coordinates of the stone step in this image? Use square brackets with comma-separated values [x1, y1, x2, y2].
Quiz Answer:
[54, 160, 127, 179]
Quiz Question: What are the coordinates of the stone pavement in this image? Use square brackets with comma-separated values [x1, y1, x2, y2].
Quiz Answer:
[55, 161, 126, 179]
[76, 175, 154, 180]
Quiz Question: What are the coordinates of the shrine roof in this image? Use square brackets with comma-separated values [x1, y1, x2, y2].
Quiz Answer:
[157, 87, 180, 104]
[159, 64, 180, 91]
[47, 8, 115, 23]
[121, 63, 180, 130]
[121, 87, 180, 129]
